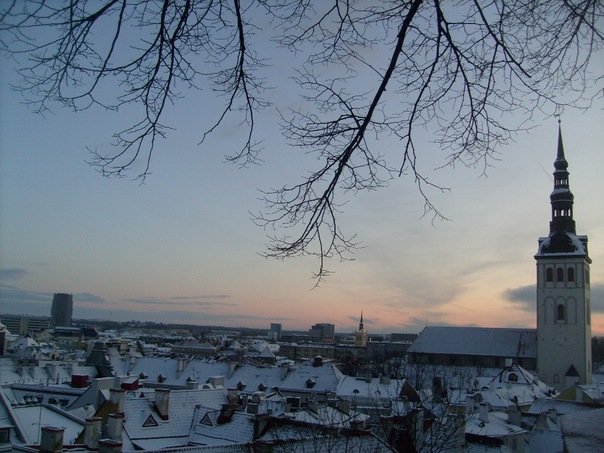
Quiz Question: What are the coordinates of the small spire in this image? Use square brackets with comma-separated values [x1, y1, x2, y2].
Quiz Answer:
[555, 121, 568, 170]
[359, 311, 364, 331]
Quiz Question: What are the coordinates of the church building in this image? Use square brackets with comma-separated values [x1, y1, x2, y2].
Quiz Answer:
[535, 126, 592, 391]
[408, 126, 594, 393]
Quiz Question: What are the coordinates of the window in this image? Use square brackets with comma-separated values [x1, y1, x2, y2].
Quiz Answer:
[567, 267, 575, 282]
[143, 415, 158, 427]
[508, 373, 518, 382]
[557, 304, 565, 322]
[546, 268, 553, 282]
[557, 268, 564, 282]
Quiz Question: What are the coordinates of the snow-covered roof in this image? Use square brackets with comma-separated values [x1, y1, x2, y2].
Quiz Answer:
[560, 407, 604, 452]
[123, 388, 226, 444]
[465, 411, 526, 438]
[336, 376, 406, 401]
[188, 407, 256, 446]
[407, 326, 537, 359]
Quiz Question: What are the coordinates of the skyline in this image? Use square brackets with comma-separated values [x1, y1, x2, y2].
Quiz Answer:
[1, 16, 603, 334]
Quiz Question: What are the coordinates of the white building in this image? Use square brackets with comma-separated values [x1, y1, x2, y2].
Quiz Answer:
[535, 126, 592, 391]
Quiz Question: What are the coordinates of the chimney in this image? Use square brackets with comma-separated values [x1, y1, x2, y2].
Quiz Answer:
[109, 388, 125, 413]
[479, 402, 490, 424]
[155, 388, 170, 420]
[432, 376, 443, 403]
[207, 375, 225, 387]
[98, 439, 122, 453]
[40, 426, 64, 453]
[106, 413, 124, 441]
[84, 417, 102, 450]
[280, 364, 289, 380]
[186, 378, 198, 390]
[507, 405, 522, 427]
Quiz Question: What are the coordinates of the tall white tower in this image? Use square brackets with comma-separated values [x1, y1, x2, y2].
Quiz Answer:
[535, 126, 592, 391]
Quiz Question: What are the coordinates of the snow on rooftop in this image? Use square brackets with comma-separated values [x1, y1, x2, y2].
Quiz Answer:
[407, 326, 537, 358]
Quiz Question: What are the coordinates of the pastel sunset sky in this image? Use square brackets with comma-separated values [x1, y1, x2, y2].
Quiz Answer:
[1, 13, 603, 335]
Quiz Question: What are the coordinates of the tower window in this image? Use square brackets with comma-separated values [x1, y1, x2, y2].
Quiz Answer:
[557, 268, 564, 282]
[567, 267, 575, 282]
[546, 268, 553, 282]
[556, 304, 565, 322]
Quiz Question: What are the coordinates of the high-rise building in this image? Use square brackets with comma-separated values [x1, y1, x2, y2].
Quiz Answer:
[309, 322, 335, 343]
[51, 293, 73, 328]
[269, 323, 282, 341]
[535, 126, 592, 391]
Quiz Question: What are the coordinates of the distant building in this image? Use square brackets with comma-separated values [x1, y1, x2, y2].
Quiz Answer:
[0, 314, 50, 335]
[354, 312, 368, 347]
[309, 323, 335, 344]
[51, 293, 73, 327]
[269, 323, 282, 341]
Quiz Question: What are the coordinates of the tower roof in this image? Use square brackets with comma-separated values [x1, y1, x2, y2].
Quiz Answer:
[536, 125, 589, 259]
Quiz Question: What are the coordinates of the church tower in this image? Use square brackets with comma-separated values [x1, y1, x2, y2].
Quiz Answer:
[535, 126, 592, 391]
[354, 311, 368, 347]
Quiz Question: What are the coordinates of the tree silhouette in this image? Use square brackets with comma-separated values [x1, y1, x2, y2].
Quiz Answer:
[2, 1, 602, 279]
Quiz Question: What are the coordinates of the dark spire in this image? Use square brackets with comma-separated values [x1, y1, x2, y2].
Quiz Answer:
[549, 123, 575, 235]
[359, 311, 364, 331]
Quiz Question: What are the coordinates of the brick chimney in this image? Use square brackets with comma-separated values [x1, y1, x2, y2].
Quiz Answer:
[40, 426, 64, 453]
[154, 388, 170, 420]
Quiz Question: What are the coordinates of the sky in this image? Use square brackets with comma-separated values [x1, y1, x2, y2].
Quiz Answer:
[1, 9, 603, 335]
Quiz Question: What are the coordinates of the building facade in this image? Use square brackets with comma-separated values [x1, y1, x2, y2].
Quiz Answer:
[51, 293, 74, 328]
[535, 127, 592, 391]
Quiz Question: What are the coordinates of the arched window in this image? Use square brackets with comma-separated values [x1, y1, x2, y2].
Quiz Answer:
[546, 268, 553, 282]
[557, 304, 565, 322]
[508, 373, 518, 382]
[557, 267, 564, 282]
[567, 267, 575, 282]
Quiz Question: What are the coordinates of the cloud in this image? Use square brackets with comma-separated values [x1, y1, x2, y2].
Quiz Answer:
[171, 295, 231, 300]
[74, 292, 106, 304]
[126, 296, 236, 308]
[0, 284, 50, 303]
[503, 282, 604, 313]
[503, 284, 535, 311]
[0, 268, 28, 280]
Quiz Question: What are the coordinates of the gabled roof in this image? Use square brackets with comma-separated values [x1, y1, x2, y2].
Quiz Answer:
[188, 407, 256, 446]
[407, 326, 537, 359]
[123, 388, 226, 444]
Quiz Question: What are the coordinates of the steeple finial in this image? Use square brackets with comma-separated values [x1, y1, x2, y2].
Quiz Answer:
[555, 121, 568, 170]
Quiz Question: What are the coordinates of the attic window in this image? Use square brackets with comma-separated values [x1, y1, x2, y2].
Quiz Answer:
[200, 414, 213, 426]
[306, 378, 316, 389]
[143, 415, 158, 428]
[508, 373, 518, 383]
